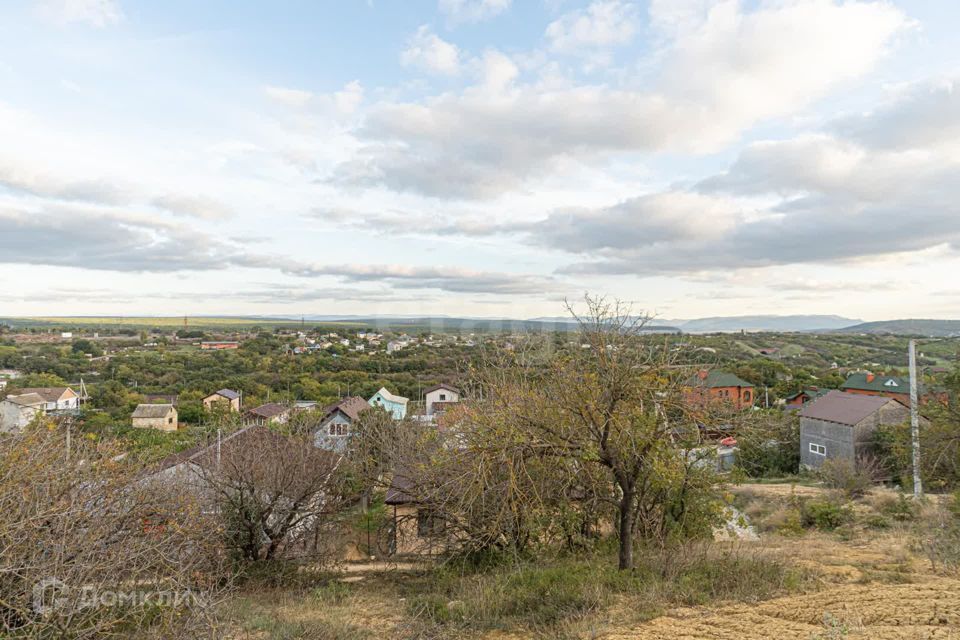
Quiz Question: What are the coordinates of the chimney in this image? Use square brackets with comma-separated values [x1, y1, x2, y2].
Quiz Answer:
[866, 373, 875, 383]
[698, 369, 709, 380]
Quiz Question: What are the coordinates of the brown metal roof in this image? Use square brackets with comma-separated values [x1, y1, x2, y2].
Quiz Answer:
[246, 403, 290, 418]
[424, 383, 460, 395]
[799, 390, 896, 426]
[322, 396, 369, 422]
[384, 470, 417, 505]
[13, 387, 74, 402]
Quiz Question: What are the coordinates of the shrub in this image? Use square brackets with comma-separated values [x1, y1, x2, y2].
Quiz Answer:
[802, 499, 852, 530]
[915, 505, 960, 575]
[818, 456, 882, 498]
[764, 507, 805, 536]
[880, 494, 919, 522]
[863, 513, 892, 529]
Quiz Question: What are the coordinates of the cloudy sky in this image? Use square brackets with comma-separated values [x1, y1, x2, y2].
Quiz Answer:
[1, 0, 959, 320]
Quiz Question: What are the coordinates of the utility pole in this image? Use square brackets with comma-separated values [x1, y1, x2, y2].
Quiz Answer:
[909, 339, 923, 498]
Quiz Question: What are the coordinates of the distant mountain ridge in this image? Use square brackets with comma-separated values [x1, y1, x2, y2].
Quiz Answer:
[835, 319, 960, 337]
[673, 315, 861, 333]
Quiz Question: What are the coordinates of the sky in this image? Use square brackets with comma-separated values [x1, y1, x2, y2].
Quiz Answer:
[1, 0, 960, 320]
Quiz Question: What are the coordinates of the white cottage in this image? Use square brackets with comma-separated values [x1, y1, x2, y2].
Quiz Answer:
[424, 383, 460, 417]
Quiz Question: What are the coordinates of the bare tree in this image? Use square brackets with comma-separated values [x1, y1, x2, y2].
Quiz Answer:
[0, 420, 229, 638]
[194, 427, 348, 563]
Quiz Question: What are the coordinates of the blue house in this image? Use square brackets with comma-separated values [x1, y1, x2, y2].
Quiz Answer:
[368, 387, 409, 420]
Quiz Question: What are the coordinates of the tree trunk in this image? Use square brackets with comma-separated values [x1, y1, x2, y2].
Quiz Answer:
[617, 489, 634, 570]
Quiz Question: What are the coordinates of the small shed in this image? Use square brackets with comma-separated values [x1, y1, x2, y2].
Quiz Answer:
[132, 403, 178, 431]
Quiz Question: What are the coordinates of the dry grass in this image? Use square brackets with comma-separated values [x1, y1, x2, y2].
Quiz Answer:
[220, 484, 960, 639]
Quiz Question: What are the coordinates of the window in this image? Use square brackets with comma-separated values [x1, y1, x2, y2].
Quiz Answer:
[439, 393, 446, 401]
[168, 417, 173, 424]
[743, 390, 752, 402]
[328, 422, 349, 436]
[885, 380, 899, 387]
[809, 443, 826, 456]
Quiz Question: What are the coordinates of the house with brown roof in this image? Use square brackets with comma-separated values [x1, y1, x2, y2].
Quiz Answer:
[9, 387, 80, 412]
[203, 388, 241, 412]
[799, 390, 921, 470]
[132, 403, 178, 431]
[384, 470, 446, 556]
[424, 383, 460, 417]
[243, 402, 292, 427]
[313, 396, 370, 450]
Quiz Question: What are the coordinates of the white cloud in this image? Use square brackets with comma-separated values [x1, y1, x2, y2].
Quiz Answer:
[37, 0, 123, 27]
[151, 194, 232, 220]
[334, 0, 909, 199]
[477, 49, 519, 91]
[401, 26, 461, 76]
[545, 0, 639, 54]
[438, 0, 511, 25]
[263, 81, 364, 116]
[264, 86, 314, 108]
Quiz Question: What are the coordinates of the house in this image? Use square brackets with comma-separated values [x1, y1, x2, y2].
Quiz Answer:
[799, 391, 921, 470]
[0, 393, 46, 433]
[368, 387, 408, 419]
[200, 341, 240, 350]
[384, 470, 445, 556]
[243, 403, 292, 426]
[840, 373, 910, 402]
[785, 387, 830, 407]
[132, 403, 178, 431]
[386, 341, 404, 354]
[424, 383, 460, 417]
[684, 370, 755, 410]
[203, 388, 241, 412]
[9, 387, 80, 413]
[313, 396, 369, 450]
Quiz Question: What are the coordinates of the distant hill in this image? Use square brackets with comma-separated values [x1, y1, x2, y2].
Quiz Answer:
[298, 316, 682, 333]
[675, 315, 860, 333]
[834, 319, 960, 337]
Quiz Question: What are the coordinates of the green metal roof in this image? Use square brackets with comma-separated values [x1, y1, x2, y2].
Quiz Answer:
[686, 370, 754, 389]
[840, 372, 908, 394]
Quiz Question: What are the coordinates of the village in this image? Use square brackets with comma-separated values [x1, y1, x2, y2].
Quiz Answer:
[3, 312, 958, 639]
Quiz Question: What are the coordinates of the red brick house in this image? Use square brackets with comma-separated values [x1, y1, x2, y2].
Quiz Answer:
[684, 370, 755, 410]
[785, 387, 830, 406]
